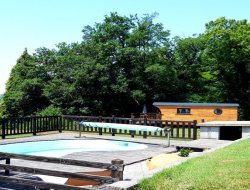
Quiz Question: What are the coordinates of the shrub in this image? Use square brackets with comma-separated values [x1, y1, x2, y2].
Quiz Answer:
[178, 148, 192, 157]
[36, 105, 61, 116]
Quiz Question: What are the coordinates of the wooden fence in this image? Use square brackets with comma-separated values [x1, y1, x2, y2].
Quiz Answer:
[0, 116, 62, 139]
[0, 152, 123, 190]
[62, 115, 198, 140]
[0, 115, 198, 140]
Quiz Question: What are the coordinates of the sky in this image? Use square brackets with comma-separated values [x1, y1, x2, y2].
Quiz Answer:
[0, 0, 250, 94]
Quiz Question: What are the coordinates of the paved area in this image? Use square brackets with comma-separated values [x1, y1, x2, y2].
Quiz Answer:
[174, 138, 232, 150]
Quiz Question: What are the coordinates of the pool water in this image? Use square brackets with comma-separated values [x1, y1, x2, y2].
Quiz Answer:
[0, 140, 147, 157]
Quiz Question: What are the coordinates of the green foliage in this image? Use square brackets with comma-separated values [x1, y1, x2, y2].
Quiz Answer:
[1, 49, 49, 117]
[201, 17, 250, 119]
[178, 148, 192, 157]
[36, 105, 61, 116]
[2, 14, 250, 120]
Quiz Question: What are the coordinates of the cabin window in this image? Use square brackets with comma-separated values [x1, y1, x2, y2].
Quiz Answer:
[177, 108, 191, 114]
[214, 108, 223, 115]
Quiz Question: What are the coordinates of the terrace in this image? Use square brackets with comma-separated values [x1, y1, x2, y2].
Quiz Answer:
[0, 115, 231, 189]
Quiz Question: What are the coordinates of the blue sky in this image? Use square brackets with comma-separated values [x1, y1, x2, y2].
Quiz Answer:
[0, 0, 250, 94]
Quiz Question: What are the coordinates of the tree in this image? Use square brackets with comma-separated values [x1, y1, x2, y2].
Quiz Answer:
[80, 12, 176, 115]
[201, 17, 250, 119]
[173, 36, 207, 102]
[1, 49, 49, 117]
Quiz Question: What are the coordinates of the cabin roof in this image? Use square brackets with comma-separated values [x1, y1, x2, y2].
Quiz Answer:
[153, 102, 239, 107]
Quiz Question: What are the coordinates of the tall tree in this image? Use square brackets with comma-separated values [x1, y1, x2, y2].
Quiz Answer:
[174, 36, 206, 102]
[1, 49, 49, 117]
[201, 17, 250, 119]
[80, 12, 175, 115]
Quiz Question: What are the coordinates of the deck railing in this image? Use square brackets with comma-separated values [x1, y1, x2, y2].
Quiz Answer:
[0, 115, 198, 140]
[0, 116, 62, 139]
[0, 152, 123, 190]
[62, 115, 198, 140]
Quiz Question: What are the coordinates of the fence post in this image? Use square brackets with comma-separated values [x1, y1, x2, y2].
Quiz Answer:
[131, 115, 135, 124]
[111, 128, 116, 136]
[99, 128, 103, 135]
[130, 130, 135, 138]
[5, 158, 10, 175]
[144, 116, 147, 126]
[111, 159, 124, 180]
[143, 115, 147, 138]
[193, 120, 197, 140]
[143, 131, 147, 139]
[58, 116, 62, 133]
[33, 116, 37, 136]
[129, 119, 135, 138]
[1, 119, 6, 139]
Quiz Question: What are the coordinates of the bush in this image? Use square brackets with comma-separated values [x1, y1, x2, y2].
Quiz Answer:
[36, 105, 61, 116]
[178, 148, 192, 157]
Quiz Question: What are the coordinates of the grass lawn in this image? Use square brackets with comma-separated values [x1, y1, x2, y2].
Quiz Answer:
[3, 131, 59, 139]
[136, 138, 250, 190]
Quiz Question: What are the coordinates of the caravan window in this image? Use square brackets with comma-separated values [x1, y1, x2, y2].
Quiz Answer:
[177, 108, 191, 114]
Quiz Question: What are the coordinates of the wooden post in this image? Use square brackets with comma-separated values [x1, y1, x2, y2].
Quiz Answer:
[143, 116, 147, 138]
[58, 116, 62, 133]
[193, 120, 197, 140]
[33, 116, 37, 136]
[5, 158, 10, 175]
[130, 130, 135, 138]
[99, 127, 103, 135]
[1, 119, 6, 139]
[144, 117, 147, 126]
[111, 159, 124, 180]
[79, 122, 82, 138]
[143, 131, 147, 139]
[130, 115, 135, 124]
[112, 129, 116, 136]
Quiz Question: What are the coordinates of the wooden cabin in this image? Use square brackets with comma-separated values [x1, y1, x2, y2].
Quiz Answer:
[153, 102, 239, 123]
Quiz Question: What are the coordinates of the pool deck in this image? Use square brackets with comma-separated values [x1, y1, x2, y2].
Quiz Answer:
[0, 133, 179, 165]
[0, 132, 235, 189]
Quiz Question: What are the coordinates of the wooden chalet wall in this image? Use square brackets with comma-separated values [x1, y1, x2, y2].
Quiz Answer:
[153, 103, 239, 123]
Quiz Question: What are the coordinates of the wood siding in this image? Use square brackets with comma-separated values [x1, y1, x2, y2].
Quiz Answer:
[155, 106, 238, 123]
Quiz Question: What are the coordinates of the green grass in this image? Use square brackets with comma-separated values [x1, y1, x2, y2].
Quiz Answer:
[3, 131, 59, 139]
[136, 138, 250, 190]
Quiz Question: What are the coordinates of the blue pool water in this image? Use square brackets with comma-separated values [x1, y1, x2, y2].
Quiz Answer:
[0, 140, 147, 157]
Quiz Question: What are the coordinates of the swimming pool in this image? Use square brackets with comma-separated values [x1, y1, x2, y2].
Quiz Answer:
[0, 140, 147, 157]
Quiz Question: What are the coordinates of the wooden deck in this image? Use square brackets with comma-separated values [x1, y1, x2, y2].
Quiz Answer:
[0, 134, 232, 190]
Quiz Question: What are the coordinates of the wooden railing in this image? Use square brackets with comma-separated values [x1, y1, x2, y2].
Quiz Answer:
[0, 115, 198, 140]
[0, 152, 123, 190]
[0, 116, 62, 139]
[62, 115, 198, 140]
